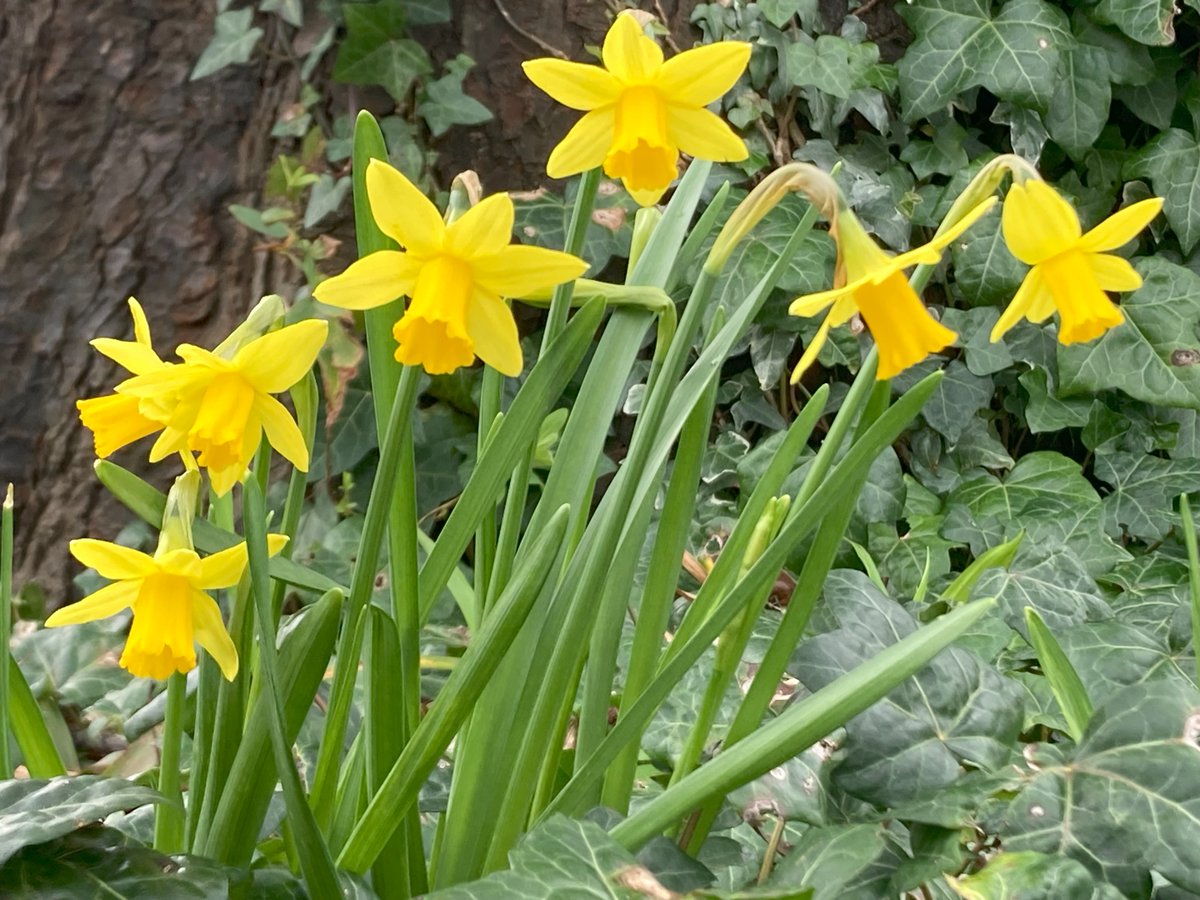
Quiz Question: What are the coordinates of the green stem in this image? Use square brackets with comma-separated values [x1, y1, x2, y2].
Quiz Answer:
[544, 167, 601, 344]
[0, 486, 12, 778]
[310, 366, 422, 829]
[243, 477, 340, 895]
[153, 672, 186, 853]
[1181, 494, 1200, 687]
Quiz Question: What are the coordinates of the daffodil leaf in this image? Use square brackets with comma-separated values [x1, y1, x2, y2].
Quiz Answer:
[897, 0, 1073, 122]
[1058, 258, 1200, 406]
[0, 779, 162, 867]
[1126, 133, 1200, 254]
[1092, 0, 1178, 46]
[190, 9, 263, 81]
[997, 680, 1200, 896]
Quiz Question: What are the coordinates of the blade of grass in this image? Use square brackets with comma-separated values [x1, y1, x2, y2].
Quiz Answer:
[1024, 607, 1093, 741]
[0, 485, 12, 777]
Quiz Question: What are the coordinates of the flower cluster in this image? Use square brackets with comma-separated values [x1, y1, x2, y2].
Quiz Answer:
[50, 10, 1164, 685]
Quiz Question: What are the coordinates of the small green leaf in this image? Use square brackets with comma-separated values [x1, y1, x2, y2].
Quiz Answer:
[418, 56, 493, 137]
[190, 9, 263, 81]
[333, 0, 432, 100]
[949, 851, 1122, 899]
[1045, 44, 1110, 157]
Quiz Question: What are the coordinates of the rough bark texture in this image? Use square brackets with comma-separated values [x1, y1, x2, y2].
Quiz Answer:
[0, 1, 294, 602]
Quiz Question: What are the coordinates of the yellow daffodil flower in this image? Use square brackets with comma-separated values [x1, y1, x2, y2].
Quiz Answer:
[47, 535, 289, 680]
[523, 12, 751, 206]
[77, 298, 169, 458]
[789, 199, 996, 381]
[115, 319, 328, 496]
[992, 180, 1163, 344]
[48, 471, 288, 680]
[313, 159, 587, 376]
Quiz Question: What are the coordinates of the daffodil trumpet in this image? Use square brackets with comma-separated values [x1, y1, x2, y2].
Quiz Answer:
[789, 198, 997, 382]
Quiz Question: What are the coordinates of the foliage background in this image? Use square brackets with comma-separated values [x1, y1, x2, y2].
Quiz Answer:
[6, 0, 1200, 896]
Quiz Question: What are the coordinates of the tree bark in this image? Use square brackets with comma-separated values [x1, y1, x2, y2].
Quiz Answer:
[0, 0, 293, 601]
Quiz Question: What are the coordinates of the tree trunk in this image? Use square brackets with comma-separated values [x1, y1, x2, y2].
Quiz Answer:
[0, 0, 294, 602]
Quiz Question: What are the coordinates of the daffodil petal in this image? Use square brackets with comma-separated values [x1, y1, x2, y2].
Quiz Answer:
[45, 581, 139, 627]
[256, 394, 309, 471]
[625, 181, 668, 207]
[366, 158, 445, 254]
[191, 590, 239, 680]
[90, 339, 163, 375]
[466, 291, 523, 377]
[445, 193, 515, 259]
[665, 106, 748, 162]
[789, 286, 846, 318]
[1002, 180, 1081, 265]
[69, 539, 157, 580]
[208, 463, 244, 498]
[990, 267, 1046, 341]
[1088, 254, 1143, 292]
[790, 313, 833, 384]
[522, 58, 622, 110]
[546, 108, 616, 179]
[471, 245, 589, 298]
[885, 199, 998, 275]
[195, 544, 249, 589]
[126, 298, 152, 346]
[235, 320, 328, 394]
[77, 394, 164, 458]
[602, 12, 663, 83]
[658, 41, 751, 105]
[1078, 198, 1163, 253]
[313, 251, 420, 311]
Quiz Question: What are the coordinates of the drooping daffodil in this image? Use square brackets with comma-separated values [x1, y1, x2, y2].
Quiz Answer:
[523, 11, 751, 206]
[312, 158, 587, 377]
[46, 472, 288, 680]
[789, 199, 996, 381]
[992, 180, 1163, 344]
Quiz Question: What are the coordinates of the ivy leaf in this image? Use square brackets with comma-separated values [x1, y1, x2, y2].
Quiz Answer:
[785, 35, 879, 100]
[190, 8, 263, 80]
[791, 571, 1023, 807]
[1094, 447, 1200, 541]
[1056, 621, 1194, 704]
[764, 824, 898, 898]
[333, 0, 432, 100]
[920, 360, 995, 444]
[418, 56, 493, 137]
[1093, 0, 1178, 46]
[973, 543, 1110, 637]
[426, 816, 678, 898]
[950, 204, 1025, 308]
[897, 0, 1073, 121]
[260, 0, 303, 28]
[1058, 259, 1200, 407]
[0, 779, 162, 867]
[1126, 133, 1200, 254]
[949, 851, 1124, 899]
[1018, 367, 1093, 433]
[1045, 44, 1110, 157]
[999, 680, 1200, 896]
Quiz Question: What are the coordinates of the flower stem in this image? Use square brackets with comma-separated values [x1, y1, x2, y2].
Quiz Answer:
[153, 671, 186, 853]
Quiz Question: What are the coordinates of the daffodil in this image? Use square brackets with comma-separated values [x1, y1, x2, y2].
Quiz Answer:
[77, 298, 169, 458]
[992, 180, 1163, 344]
[313, 159, 587, 376]
[523, 12, 751, 206]
[789, 199, 996, 381]
[115, 319, 328, 496]
[46, 471, 288, 680]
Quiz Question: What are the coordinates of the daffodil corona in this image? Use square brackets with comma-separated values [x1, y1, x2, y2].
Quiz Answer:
[993, 180, 1163, 345]
[524, 12, 751, 206]
[789, 200, 996, 381]
[313, 159, 587, 376]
